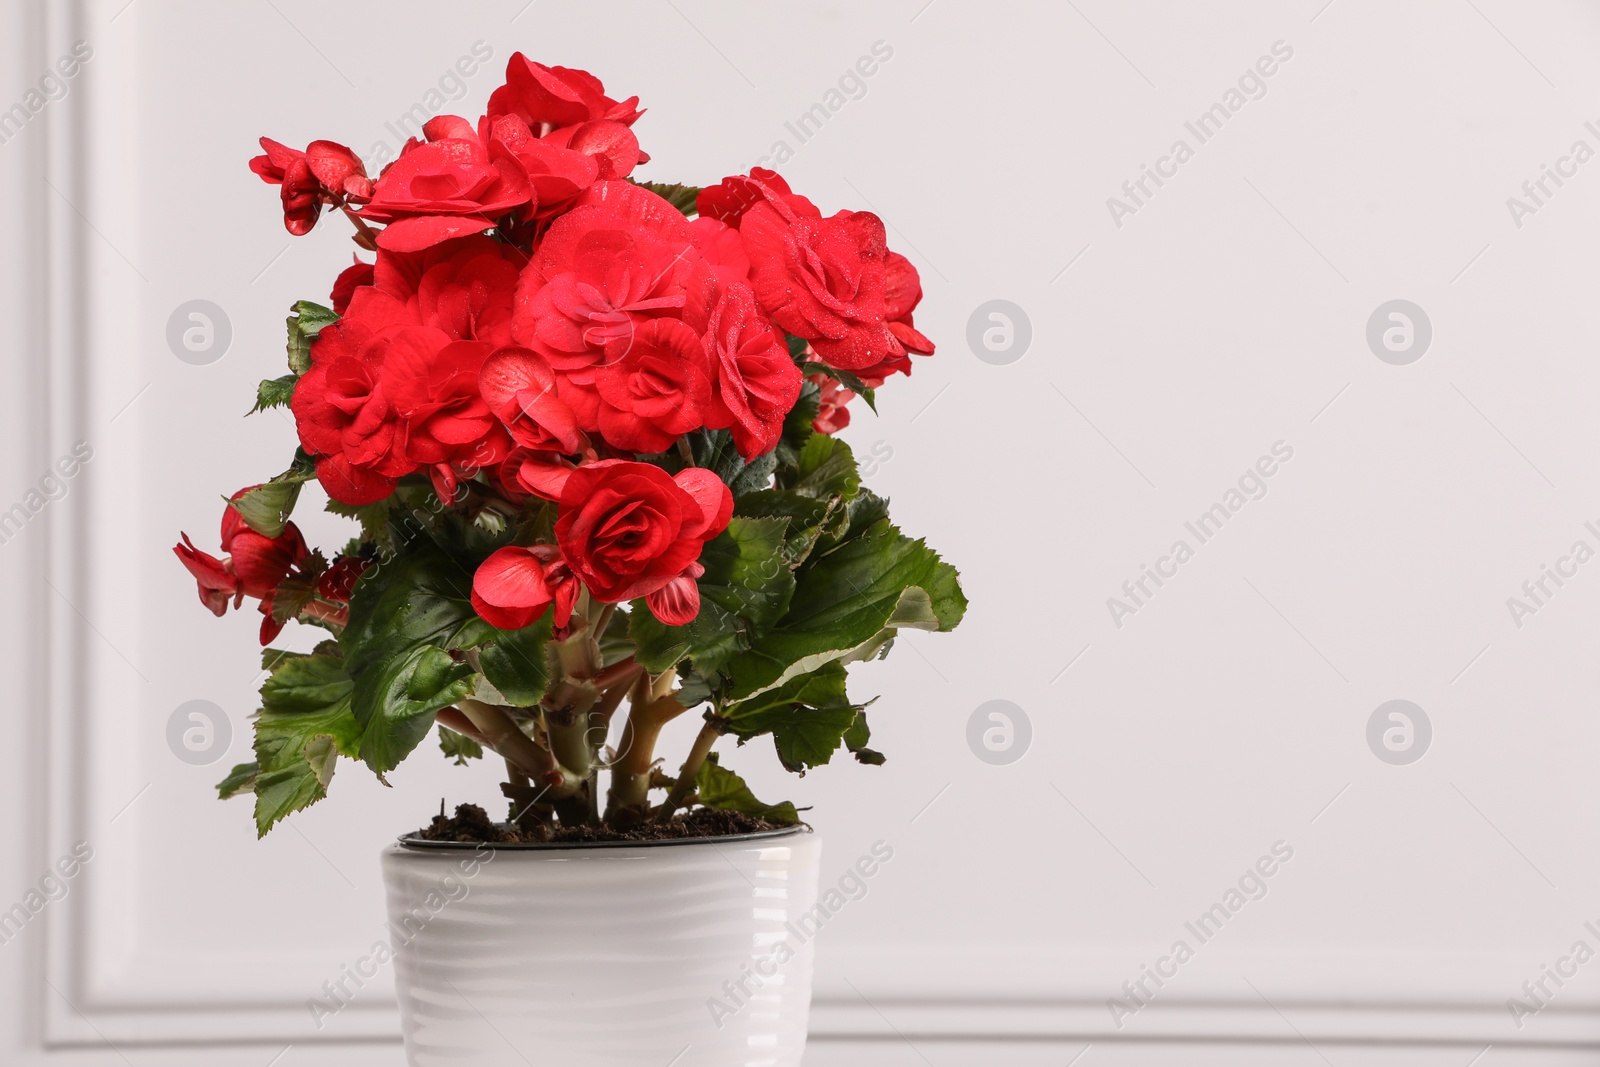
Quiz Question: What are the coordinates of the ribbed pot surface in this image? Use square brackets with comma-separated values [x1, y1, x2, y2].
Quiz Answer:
[381, 829, 823, 1066]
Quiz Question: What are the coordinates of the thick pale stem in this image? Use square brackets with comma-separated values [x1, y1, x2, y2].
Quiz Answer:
[435, 708, 491, 749]
[590, 602, 616, 643]
[590, 677, 632, 730]
[457, 698, 581, 797]
[594, 655, 641, 693]
[604, 692, 688, 818]
[656, 720, 721, 822]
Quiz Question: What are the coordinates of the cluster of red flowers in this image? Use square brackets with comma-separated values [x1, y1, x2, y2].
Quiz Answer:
[177, 54, 934, 637]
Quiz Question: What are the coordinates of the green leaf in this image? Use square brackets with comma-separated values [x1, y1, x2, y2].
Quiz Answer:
[843, 712, 885, 765]
[439, 725, 484, 766]
[261, 646, 308, 672]
[735, 490, 838, 567]
[627, 179, 702, 215]
[228, 449, 317, 539]
[294, 300, 339, 335]
[269, 551, 327, 624]
[786, 434, 860, 502]
[722, 661, 862, 773]
[285, 300, 338, 374]
[775, 381, 822, 470]
[216, 762, 259, 799]
[694, 753, 800, 824]
[786, 334, 810, 361]
[728, 519, 967, 699]
[598, 605, 635, 665]
[339, 540, 483, 774]
[629, 516, 794, 675]
[250, 373, 299, 415]
[250, 651, 362, 836]
[476, 613, 554, 707]
[326, 496, 397, 552]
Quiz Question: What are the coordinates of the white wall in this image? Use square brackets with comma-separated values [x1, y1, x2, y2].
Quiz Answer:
[5, 1, 1600, 1064]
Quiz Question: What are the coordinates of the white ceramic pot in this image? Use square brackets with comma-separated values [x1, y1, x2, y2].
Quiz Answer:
[380, 827, 823, 1066]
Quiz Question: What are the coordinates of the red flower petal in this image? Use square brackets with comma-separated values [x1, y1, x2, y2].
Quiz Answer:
[671, 467, 733, 542]
[376, 215, 498, 252]
[645, 563, 704, 626]
[471, 546, 556, 630]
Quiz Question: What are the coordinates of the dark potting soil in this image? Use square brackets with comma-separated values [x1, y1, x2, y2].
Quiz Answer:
[414, 802, 792, 844]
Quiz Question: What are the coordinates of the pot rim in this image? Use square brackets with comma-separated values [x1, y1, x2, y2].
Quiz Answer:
[392, 822, 813, 853]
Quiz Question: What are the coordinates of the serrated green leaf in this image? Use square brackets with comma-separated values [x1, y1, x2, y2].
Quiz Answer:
[439, 724, 484, 766]
[339, 540, 484, 774]
[787, 434, 860, 502]
[734, 490, 836, 567]
[250, 374, 300, 415]
[722, 661, 862, 773]
[476, 613, 554, 707]
[250, 652, 361, 836]
[216, 762, 259, 799]
[629, 516, 794, 675]
[693, 752, 800, 824]
[727, 519, 966, 700]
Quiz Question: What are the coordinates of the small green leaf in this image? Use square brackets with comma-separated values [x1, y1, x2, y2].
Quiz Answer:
[339, 540, 483, 774]
[326, 496, 397, 552]
[250, 651, 362, 836]
[228, 449, 317, 539]
[216, 762, 259, 799]
[439, 725, 484, 766]
[476, 613, 554, 707]
[722, 661, 863, 773]
[734, 490, 836, 567]
[728, 518, 966, 700]
[627, 179, 702, 214]
[843, 711, 885, 765]
[694, 752, 800, 824]
[285, 300, 338, 375]
[293, 300, 339, 337]
[775, 380, 822, 469]
[787, 434, 860, 502]
[250, 374, 299, 415]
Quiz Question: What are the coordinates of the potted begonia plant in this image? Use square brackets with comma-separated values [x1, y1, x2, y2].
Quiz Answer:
[174, 53, 964, 1065]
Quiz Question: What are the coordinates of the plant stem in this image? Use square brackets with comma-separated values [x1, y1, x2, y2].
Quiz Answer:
[457, 698, 580, 797]
[593, 655, 641, 692]
[676, 438, 695, 466]
[340, 205, 379, 251]
[604, 691, 688, 820]
[435, 708, 491, 748]
[655, 720, 721, 822]
[590, 602, 616, 643]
